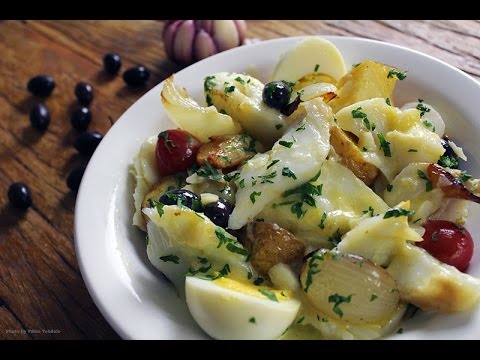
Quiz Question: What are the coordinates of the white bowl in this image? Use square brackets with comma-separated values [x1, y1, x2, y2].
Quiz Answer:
[74, 36, 480, 340]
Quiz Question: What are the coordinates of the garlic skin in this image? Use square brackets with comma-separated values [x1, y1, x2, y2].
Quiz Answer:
[163, 20, 247, 65]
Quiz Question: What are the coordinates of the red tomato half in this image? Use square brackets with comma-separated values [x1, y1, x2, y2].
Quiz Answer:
[155, 129, 201, 176]
[417, 220, 474, 272]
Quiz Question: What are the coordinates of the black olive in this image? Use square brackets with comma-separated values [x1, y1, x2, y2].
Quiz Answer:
[204, 199, 234, 228]
[8, 182, 32, 210]
[439, 136, 459, 169]
[103, 53, 122, 75]
[67, 166, 86, 191]
[74, 82, 94, 105]
[262, 81, 292, 110]
[74, 131, 103, 156]
[30, 103, 50, 131]
[123, 66, 150, 87]
[27, 75, 55, 97]
[158, 189, 202, 212]
[71, 107, 92, 131]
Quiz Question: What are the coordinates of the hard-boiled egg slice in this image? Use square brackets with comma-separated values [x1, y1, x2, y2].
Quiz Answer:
[270, 37, 347, 83]
[186, 276, 300, 340]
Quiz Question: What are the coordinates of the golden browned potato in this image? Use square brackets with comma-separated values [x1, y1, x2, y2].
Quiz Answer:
[330, 125, 379, 186]
[240, 222, 305, 277]
[328, 60, 399, 113]
[196, 134, 259, 169]
[141, 175, 186, 225]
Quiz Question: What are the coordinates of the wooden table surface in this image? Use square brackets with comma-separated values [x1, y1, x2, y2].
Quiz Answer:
[1, 20, 479, 340]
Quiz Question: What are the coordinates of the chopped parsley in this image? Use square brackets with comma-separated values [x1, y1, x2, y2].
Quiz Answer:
[148, 199, 165, 217]
[412, 218, 422, 224]
[241, 133, 257, 152]
[258, 289, 278, 302]
[259, 172, 277, 184]
[459, 171, 472, 183]
[416, 102, 431, 117]
[239, 179, 245, 188]
[397, 328, 404, 334]
[362, 147, 369, 152]
[275, 124, 283, 130]
[370, 293, 378, 302]
[386, 97, 391, 106]
[282, 171, 322, 219]
[438, 155, 458, 168]
[247, 272, 253, 279]
[387, 69, 407, 80]
[408, 148, 418, 152]
[319, 212, 327, 229]
[250, 191, 262, 204]
[234, 76, 245, 85]
[296, 123, 306, 132]
[224, 85, 235, 95]
[386, 184, 394, 192]
[352, 63, 360, 68]
[158, 131, 177, 154]
[362, 206, 376, 217]
[314, 64, 320, 72]
[423, 119, 436, 132]
[352, 107, 367, 119]
[267, 159, 280, 169]
[328, 230, 342, 246]
[296, 316, 305, 324]
[328, 293, 353, 318]
[377, 133, 392, 157]
[383, 208, 415, 219]
[204, 75, 216, 92]
[196, 160, 223, 181]
[279, 140, 294, 148]
[159, 254, 179, 264]
[282, 167, 297, 180]
[224, 172, 240, 182]
[363, 117, 375, 131]
[303, 253, 324, 293]
[417, 169, 433, 192]
[251, 177, 257, 186]
[215, 227, 248, 257]
[218, 155, 232, 164]
[249, 317, 256, 324]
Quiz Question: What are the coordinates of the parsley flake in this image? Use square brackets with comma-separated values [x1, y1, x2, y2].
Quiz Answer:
[279, 140, 293, 148]
[258, 289, 278, 302]
[282, 167, 297, 180]
[159, 255, 179, 264]
[383, 208, 415, 219]
[387, 69, 407, 80]
[377, 133, 392, 157]
[328, 293, 353, 318]
[250, 191, 262, 204]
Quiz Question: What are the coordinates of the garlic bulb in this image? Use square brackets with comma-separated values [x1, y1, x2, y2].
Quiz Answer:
[163, 20, 247, 65]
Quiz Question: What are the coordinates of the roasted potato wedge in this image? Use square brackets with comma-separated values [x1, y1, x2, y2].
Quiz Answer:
[240, 222, 305, 276]
[330, 125, 379, 186]
[196, 134, 260, 169]
[328, 60, 398, 113]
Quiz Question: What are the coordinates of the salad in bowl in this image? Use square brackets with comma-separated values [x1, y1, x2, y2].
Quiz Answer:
[129, 37, 480, 340]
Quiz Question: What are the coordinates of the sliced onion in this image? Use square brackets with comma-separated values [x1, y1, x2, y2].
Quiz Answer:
[300, 249, 400, 325]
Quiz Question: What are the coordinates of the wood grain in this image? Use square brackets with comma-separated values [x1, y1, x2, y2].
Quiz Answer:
[0, 20, 478, 340]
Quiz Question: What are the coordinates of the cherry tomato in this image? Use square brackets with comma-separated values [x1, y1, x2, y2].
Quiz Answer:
[417, 220, 474, 272]
[155, 129, 201, 176]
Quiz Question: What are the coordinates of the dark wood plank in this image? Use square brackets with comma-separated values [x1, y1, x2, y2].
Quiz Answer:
[0, 20, 478, 340]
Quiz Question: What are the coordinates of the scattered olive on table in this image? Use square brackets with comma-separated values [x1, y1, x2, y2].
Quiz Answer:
[74, 82, 94, 105]
[30, 103, 50, 131]
[204, 199, 234, 228]
[262, 81, 292, 110]
[74, 131, 103, 156]
[71, 107, 92, 131]
[67, 166, 86, 191]
[158, 189, 203, 212]
[123, 66, 150, 87]
[7, 182, 32, 210]
[27, 75, 55, 97]
[103, 53, 122, 75]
